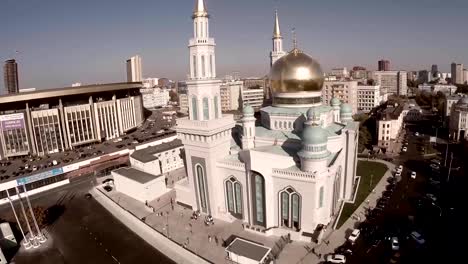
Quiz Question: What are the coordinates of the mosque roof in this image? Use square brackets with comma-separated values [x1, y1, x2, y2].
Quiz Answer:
[261, 105, 333, 116]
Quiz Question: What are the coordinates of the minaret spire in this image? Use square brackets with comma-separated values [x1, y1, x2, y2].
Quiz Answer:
[193, 0, 208, 18]
[273, 10, 281, 38]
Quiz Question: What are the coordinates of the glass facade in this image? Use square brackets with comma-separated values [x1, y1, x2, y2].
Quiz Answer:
[201, 55, 206, 77]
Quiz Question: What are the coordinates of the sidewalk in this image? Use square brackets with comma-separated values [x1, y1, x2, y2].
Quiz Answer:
[299, 159, 395, 263]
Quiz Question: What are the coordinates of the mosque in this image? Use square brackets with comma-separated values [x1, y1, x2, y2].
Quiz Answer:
[176, 0, 359, 241]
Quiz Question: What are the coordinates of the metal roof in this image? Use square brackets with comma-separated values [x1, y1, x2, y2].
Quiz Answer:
[226, 238, 271, 262]
[113, 167, 160, 184]
[0, 82, 142, 104]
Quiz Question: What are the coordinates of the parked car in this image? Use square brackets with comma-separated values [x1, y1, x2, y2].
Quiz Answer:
[430, 164, 440, 170]
[103, 185, 113, 192]
[348, 229, 360, 243]
[411, 171, 417, 179]
[415, 132, 420, 136]
[410, 231, 426, 245]
[402, 147, 408, 152]
[425, 193, 437, 202]
[391, 237, 399, 251]
[326, 254, 346, 264]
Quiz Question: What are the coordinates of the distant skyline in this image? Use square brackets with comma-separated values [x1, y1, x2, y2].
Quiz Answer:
[1, 0, 468, 91]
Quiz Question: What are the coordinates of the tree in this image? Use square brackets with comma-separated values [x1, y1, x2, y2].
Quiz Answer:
[169, 90, 178, 102]
[358, 126, 372, 152]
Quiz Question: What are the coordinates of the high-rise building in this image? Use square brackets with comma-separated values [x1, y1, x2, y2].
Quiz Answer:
[270, 10, 286, 67]
[418, 70, 429, 83]
[220, 80, 242, 111]
[431, 64, 438, 75]
[378, 59, 390, 71]
[357, 85, 384, 113]
[464, 69, 468, 85]
[451, 62, 464, 84]
[3, 59, 19, 94]
[126, 55, 142, 82]
[373, 71, 407, 96]
[351, 66, 368, 80]
[330, 67, 349, 78]
[322, 80, 358, 113]
[241, 86, 264, 110]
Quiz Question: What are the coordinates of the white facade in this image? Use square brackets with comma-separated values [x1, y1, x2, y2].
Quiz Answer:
[322, 80, 358, 113]
[178, 93, 189, 113]
[112, 167, 168, 203]
[449, 97, 468, 141]
[241, 88, 264, 110]
[220, 80, 242, 111]
[418, 84, 457, 95]
[445, 95, 464, 117]
[126, 55, 143, 82]
[376, 103, 420, 147]
[270, 10, 286, 67]
[141, 88, 170, 109]
[130, 140, 184, 176]
[451, 63, 464, 84]
[142, 77, 159, 88]
[330, 67, 349, 78]
[356, 85, 381, 113]
[373, 71, 407, 96]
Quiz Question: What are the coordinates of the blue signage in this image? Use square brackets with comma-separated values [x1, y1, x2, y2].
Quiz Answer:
[16, 167, 64, 185]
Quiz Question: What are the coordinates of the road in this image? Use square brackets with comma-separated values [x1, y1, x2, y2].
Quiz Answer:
[0, 176, 174, 264]
[344, 125, 462, 264]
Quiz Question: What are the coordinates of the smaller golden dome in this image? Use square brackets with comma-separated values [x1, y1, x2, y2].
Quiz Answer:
[269, 49, 324, 94]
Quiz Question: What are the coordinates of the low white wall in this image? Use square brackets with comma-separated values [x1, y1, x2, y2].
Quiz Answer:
[90, 188, 210, 264]
[0, 179, 70, 205]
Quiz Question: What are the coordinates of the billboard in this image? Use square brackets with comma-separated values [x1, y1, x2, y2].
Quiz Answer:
[0, 113, 25, 131]
[16, 167, 64, 185]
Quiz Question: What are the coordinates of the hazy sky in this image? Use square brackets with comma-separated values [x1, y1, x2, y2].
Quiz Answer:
[1, 0, 467, 91]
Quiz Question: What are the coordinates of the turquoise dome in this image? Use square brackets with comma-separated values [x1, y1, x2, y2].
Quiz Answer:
[340, 103, 352, 114]
[331, 97, 341, 107]
[306, 107, 319, 120]
[243, 105, 254, 115]
[302, 125, 328, 145]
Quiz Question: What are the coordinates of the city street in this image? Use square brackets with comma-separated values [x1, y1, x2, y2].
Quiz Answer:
[0, 176, 174, 264]
[341, 125, 463, 264]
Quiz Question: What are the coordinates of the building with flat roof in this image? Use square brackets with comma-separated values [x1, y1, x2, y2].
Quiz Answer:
[322, 80, 358, 114]
[225, 238, 272, 264]
[130, 139, 184, 176]
[126, 55, 142, 82]
[378, 59, 390, 71]
[451, 62, 464, 84]
[373, 71, 407, 96]
[178, 93, 189, 114]
[112, 167, 168, 203]
[140, 88, 170, 109]
[0, 82, 144, 159]
[241, 87, 264, 110]
[449, 96, 468, 141]
[356, 85, 383, 113]
[3, 59, 19, 94]
[220, 80, 242, 111]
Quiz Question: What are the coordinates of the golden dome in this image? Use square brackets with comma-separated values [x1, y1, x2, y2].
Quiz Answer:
[269, 49, 324, 94]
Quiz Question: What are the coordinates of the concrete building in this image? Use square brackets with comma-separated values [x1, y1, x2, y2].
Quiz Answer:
[112, 167, 169, 203]
[356, 85, 382, 113]
[130, 139, 184, 176]
[350, 66, 368, 80]
[378, 59, 390, 71]
[376, 104, 405, 148]
[241, 87, 264, 110]
[142, 78, 159, 88]
[373, 71, 407, 96]
[322, 80, 358, 114]
[445, 94, 464, 117]
[418, 70, 429, 84]
[464, 69, 468, 84]
[407, 71, 418, 82]
[140, 88, 170, 109]
[330, 67, 349, 78]
[178, 93, 189, 114]
[449, 97, 468, 141]
[270, 10, 286, 67]
[176, 1, 358, 241]
[0, 83, 144, 158]
[220, 80, 242, 111]
[418, 84, 457, 95]
[126, 55, 143, 82]
[3, 59, 19, 94]
[451, 62, 464, 84]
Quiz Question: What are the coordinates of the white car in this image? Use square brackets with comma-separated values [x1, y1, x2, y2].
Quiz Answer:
[397, 165, 403, 173]
[395, 171, 401, 178]
[391, 237, 399, 251]
[326, 254, 346, 264]
[415, 132, 420, 136]
[426, 193, 437, 202]
[348, 229, 360, 243]
[402, 147, 407, 152]
[430, 164, 440, 171]
[411, 171, 416, 179]
[410, 231, 426, 245]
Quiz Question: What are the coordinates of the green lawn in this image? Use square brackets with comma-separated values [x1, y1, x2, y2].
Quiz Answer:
[335, 160, 388, 229]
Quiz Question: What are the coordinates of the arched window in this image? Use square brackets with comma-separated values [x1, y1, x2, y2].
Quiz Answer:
[192, 97, 198, 120]
[225, 177, 243, 219]
[196, 164, 208, 213]
[192, 55, 197, 78]
[279, 187, 301, 229]
[214, 96, 219, 118]
[201, 55, 206, 77]
[251, 171, 266, 226]
[203, 97, 209, 120]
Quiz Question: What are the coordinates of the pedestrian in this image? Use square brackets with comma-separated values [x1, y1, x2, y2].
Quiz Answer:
[312, 248, 315, 254]
[215, 236, 219, 246]
[318, 253, 322, 259]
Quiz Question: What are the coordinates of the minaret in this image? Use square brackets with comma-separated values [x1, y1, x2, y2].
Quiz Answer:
[270, 10, 286, 67]
[176, 0, 235, 218]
